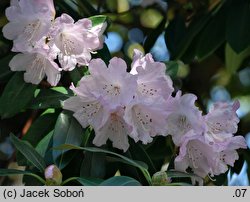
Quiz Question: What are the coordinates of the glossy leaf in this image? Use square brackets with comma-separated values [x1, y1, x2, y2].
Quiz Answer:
[36, 131, 54, 158]
[89, 15, 108, 26]
[196, 5, 227, 61]
[0, 72, 36, 118]
[23, 113, 58, 146]
[30, 87, 72, 109]
[54, 144, 152, 185]
[226, 0, 250, 53]
[53, 111, 84, 169]
[10, 134, 46, 173]
[99, 176, 141, 186]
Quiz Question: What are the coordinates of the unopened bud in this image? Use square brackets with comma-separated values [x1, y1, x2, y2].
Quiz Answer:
[44, 165, 62, 186]
[152, 171, 171, 186]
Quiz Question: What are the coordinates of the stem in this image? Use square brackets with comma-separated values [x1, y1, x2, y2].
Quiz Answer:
[61, 177, 78, 186]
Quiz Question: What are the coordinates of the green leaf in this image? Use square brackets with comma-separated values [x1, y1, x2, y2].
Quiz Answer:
[61, 176, 103, 186]
[23, 113, 58, 146]
[225, 43, 250, 74]
[75, 0, 98, 16]
[165, 61, 179, 78]
[0, 54, 14, 82]
[80, 152, 106, 178]
[226, 0, 250, 53]
[99, 176, 141, 186]
[36, 131, 54, 158]
[69, 67, 86, 86]
[16, 113, 57, 166]
[53, 111, 84, 169]
[89, 15, 108, 27]
[165, 13, 211, 60]
[53, 144, 152, 185]
[0, 72, 36, 118]
[0, 169, 45, 184]
[0, 169, 32, 176]
[76, 177, 103, 186]
[30, 87, 72, 109]
[196, 4, 227, 61]
[10, 134, 46, 173]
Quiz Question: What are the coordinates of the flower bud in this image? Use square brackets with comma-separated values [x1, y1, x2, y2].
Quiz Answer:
[152, 171, 171, 186]
[44, 165, 62, 186]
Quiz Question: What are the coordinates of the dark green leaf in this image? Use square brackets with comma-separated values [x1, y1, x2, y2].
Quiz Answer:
[36, 131, 54, 158]
[10, 134, 46, 173]
[165, 13, 211, 60]
[226, 0, 250, 53]
[196, 5, 227, 61]
[77, 177, 104, 186]
[80, 152, 106, 178]
[75, 0, 98, 16]
[165, 61, 179, 78]
[0, 169, 32, 176]
[53, 144, 152, 184]
[99, 176, 141, 186]
[53, 111, 84, 169]
[23, 113, 58, 146]
[30, 87, 72, 109]
[0, 72, 36, 118]
[0, 54, 14, 82]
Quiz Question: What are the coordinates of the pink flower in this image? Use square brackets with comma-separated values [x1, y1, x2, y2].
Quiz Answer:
[124, 98, 168, 144]
[2, 0, 55, 52]
[204, 101, 240, 145]
[174, 130, 247, 179]
[63, 83, 110, 130]
[9, 44, 61, 86]
[49, 14, 106, 70]
[174, 131, 215, 178]
[85, 58, 137, 110]
[63, 57, 137, 151]
[165, 91, 205, 146]
[131, 49, 174, 101]
[93, 108, 132, 152]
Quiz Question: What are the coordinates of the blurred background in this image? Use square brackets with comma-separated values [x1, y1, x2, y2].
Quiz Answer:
[0, 0, 250, 185]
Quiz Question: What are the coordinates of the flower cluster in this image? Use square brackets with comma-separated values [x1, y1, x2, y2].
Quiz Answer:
[2, 0, 247, 182]
[63, 49, 247, 179]
[3, 0, 106, 86]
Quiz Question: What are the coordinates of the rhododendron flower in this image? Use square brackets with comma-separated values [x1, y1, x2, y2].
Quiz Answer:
[131, 49, 174, 101]
[175, 131, 215, 178]
[93, 108, 132, 152]
[9, 45, 61, 86]
[63, 83, 110, 130]
[85, 58, 137, 110]
[49, 14, 106, 70]
[124, 98, 168, 144]
[204, 101, 240, 144]
[165, 91, 205, 146]
[174, 129, 247, 180]
[3, 0, 55, 52]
